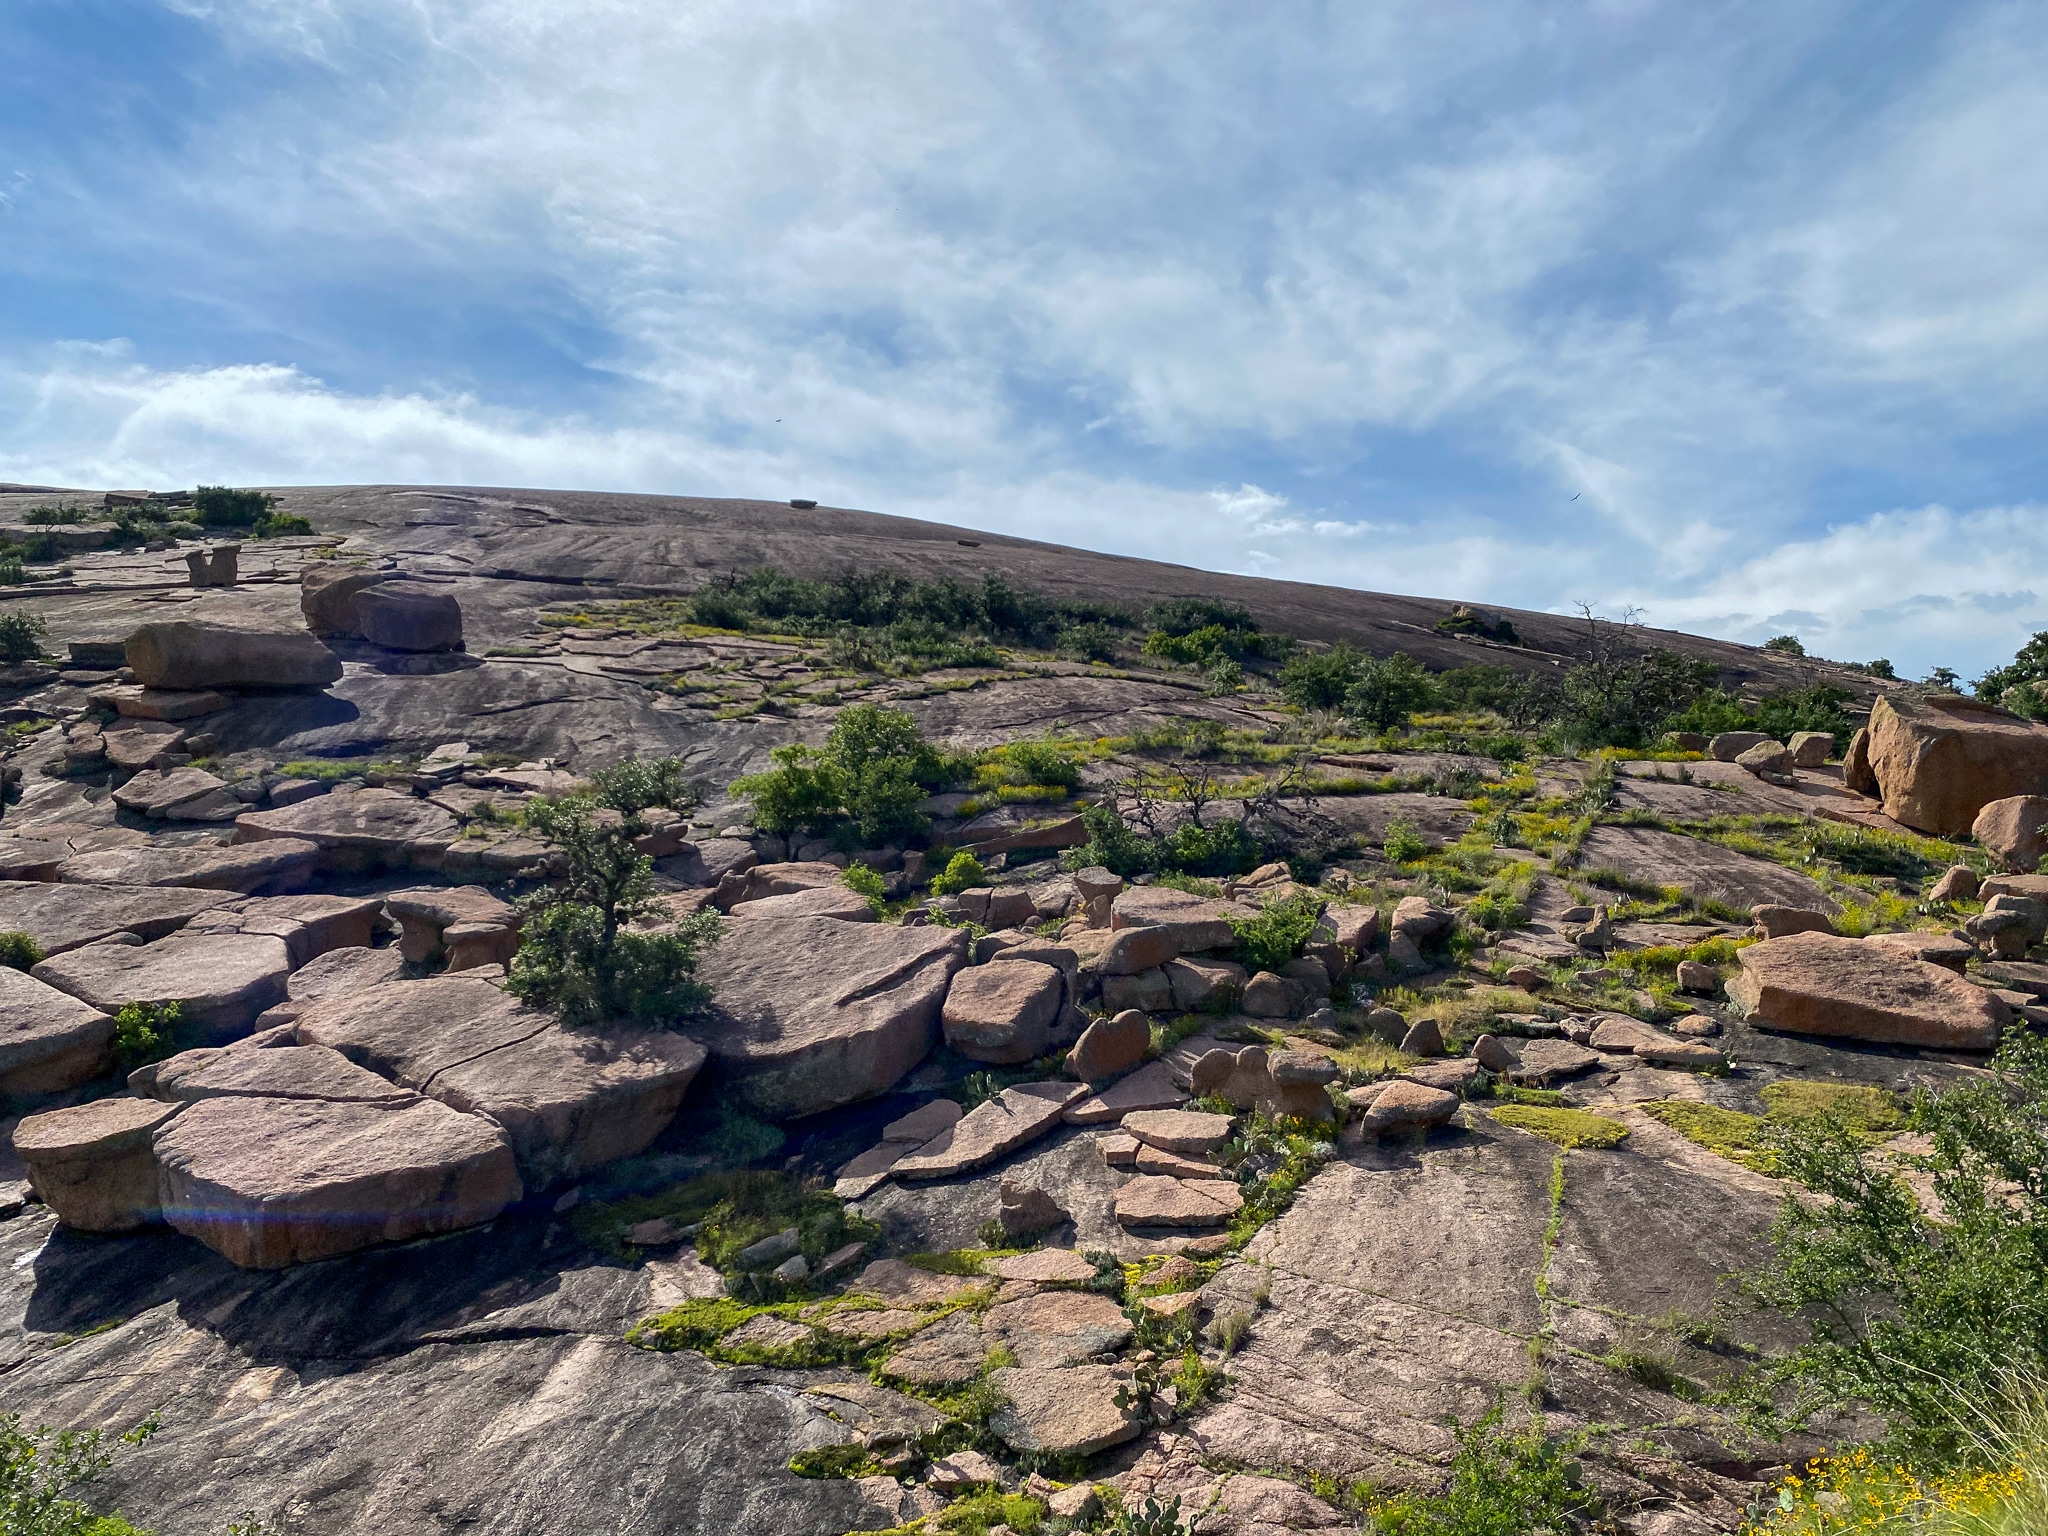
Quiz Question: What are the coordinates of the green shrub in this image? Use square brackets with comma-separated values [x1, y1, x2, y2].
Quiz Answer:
[0, 559, 24, 588]
[508, 787, 721, 1027]
[929, 851, 987, 896]
[1382, 818, 1428, 863]
[0, 1411, 157, 1536]
[0, 611, 47, 664]
[191, 485, 276, 527]
[994, 738, 1083, 791]
[1056, 620, 1121, 661]
[787, 1442, 880, 1479]
[1278, 643, 1361, 709]
[111, 1001, 181, 1072]
[1742, 1028, 2048, 1468]
[841, 862, 887, 914]
[21, 504, 89, 526]
[1365, 1401, 1589, 1536]
[0, 931, 43, 972]
[252, 512, 315, 538]
[1228, 892, 1324, 973]
[1764, 634, 1806, 655]
[733, 704, 957, 843]
[1344, 651, 1436, 730]
[589, 754, 699, 814]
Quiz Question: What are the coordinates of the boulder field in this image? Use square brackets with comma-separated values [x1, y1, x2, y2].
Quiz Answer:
[0, 483, 2044, 1535]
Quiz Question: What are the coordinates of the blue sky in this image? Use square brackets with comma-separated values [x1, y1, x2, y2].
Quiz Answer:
[3, 1, 2046, 678]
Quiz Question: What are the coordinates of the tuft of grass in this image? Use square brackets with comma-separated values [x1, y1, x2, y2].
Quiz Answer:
[1490, 1105, 1630, 1150]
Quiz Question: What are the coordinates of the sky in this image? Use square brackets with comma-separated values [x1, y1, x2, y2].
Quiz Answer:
[3, 1, 2046, 680]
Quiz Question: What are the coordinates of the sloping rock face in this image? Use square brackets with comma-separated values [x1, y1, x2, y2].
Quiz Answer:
[155, 1095, 521, 1268]
[688, 917, 968, 1117]
[1729, 931, 2008, 1049]
[33, 933, 293, 1044]
[1865, 692, 2048, 836]
[0, 966, 117, 1095]
[234, 787, 461, 871]
[1575, 826, 1836, 914]
[125, 620, 343, 691]
[0, 880, 230, 955]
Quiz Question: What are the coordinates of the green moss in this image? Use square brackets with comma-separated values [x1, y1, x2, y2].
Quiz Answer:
[903, 1248, 1013, 1277]
[1761, 1079, 1905, 1135]
[1490, 1085, 1568, 1107]
[787, 1442, 882, 1479]
[934, 1490, 1046, 1534]
[1490, 1105, 1630, 1150]
[1638, 1099, 1770, 1170]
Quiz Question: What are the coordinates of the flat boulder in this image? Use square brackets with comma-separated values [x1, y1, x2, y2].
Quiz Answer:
[1114, 1174, 1243, 1228]
[384, 886, 519, 969]
[286, 944, 409, 1006]
[728, 884, 875, 922]
[59, 837, 322, 894]
[137, 1043, 415, 1105]
[942, 960, 1064, 1064]
[988, 1365, 1142, 1457]
[1349, 1079, 1459, 1138]
[891, 1082, 1082, 1180]
[1109, 886, 1251, 952]
[1730, 931, 2008, 1049]
[33, 932, 292, 1044]
[14, 1096, 182, 1230]
[423, 1023, 708, 1188]
[983, 1290, 1132, 1367]
[1577, 826, 1836, 915]
[0, 966, 117, 1095]
[234, 787, 460, 870]
[125, 619, 342, 691]
[1865, 692, 2048, 837]
[1123, 1108, 1235, 1155]
[688, 916, 968, 1118]
[1063, 1058, 1186, 1125]
[0, 880, 229, 956]
[111, 767, 241, 822]
[1509, 1038, 1604, 1085]
[154, 1094, 519, 1268]
[181, 894, 384, 968]
[295, 975, 547, 1087]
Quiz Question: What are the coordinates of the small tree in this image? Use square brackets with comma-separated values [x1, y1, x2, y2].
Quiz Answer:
[1277, 642, 1361, 710]
[1344, 651, 1436, 731]
[0, 611, 47, 664]
[509, 759, 719, 1029]
[1763, 634, 1806, 655]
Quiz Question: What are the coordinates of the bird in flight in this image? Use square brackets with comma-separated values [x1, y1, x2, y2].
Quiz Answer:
[1569, 493, 1580, 501]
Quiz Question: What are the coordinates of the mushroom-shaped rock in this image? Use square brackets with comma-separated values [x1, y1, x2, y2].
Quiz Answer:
[385, 885, 520, 969]
[125, 620, 342, 691]
[1731, 932, 2009, 1049]
[155, 1094, 520, 1268]
[688, 916, 968, 1117]
[15, 1097, 182, 1230]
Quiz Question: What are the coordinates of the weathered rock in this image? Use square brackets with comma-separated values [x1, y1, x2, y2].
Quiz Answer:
[1865, 692, 2048, 837]
[987, 1364, 1144, 1456]
[1974, 796, 2048, 874]
[832, 1142, 909, 1199]
[891, 1082, 1082, 1180]
[1109, 886, 1249, 952]
[1062, 1058, 1185, 1124]
[300, 563, 395, 637]
[1751, 904, 1837, 939]
[1164, 956, 1245, 1011]
[1504, 964, 1545, 991]
[883, 1098, 964, 1144]
[1401, 1056, 1485, 1093]
[1864, 930, 1975, 974]
[656, 837, 758, 889]
[154, 1094, 521, 1268]
[1098, 967, 1171, 1014]
[1067, 1009, 1151, 1081]
[0, 880, 229, 956]
[984, 1289, 1131, 1367]
[735, 1228, 803, 1270]
[714, 861, 849, 911]
[33, 932, 292, 1044]
[1134, 1142, 1227, 1179]
[1266, 1050, 1340, 1122]
[988, 1249, 1099, 1284]
[1240, 971, 1300, 1018]
[854, 1258, 988, 1307]
[138, 1043, 416, 1105]
[1845, 725, 1878, 795]
[1386, 931, 1425, 973]
[878, 1312, 987, 1387]
[926, 1451, 1003, 1493]
[1675, 959, 1719, 994]
[1929, 865, 1981, 904]
[996, 1180, 1068, 1241]
[1349, 1080, 1459, 1138]
[1983, 874, 2048, 903]
[1708, 731, 1770, 761]
[235, 787, 461, 871]
[730, 884, 876, 923]
[355, 581, 466, 652]
[1588, 1015, 1672, 1054]
[385, 886, 519, 968]
[96, 685, 229, 723]
[125, 620, 342, 691]
[1670, 1013, 1722, 1037]
[1635, 1037, 1728, 1071]
[112, 767, 241, 822]
[688, 917, 968, 1117]
[1400, 1017, 1445, 1057]
[1123, 1108, 1235, 1155]
[1391, 897, 1452, 940]
[943, 960, 1065, 1064]
[14, 1096, 181, 1229]
[1089, 925, 1179, 976]
[1509, 1038, 1603, 1085]
[0, 967, 117, 1095]
[1734, 740, 1792, 776]
[295, 975, 542, 1084]
[1114, 1174, 1243, 1228]
[1470, 1033, 1516, 1073]
[58, 837, 321, 894]
[286, 944, 409, 1007]
[1788, 730, 1834, 768]
[1096, 1131, 1139, 1167]
[181, 894, 385, 969]
[101, 718, 188, 771]
[1729, 931, 2008, 1049]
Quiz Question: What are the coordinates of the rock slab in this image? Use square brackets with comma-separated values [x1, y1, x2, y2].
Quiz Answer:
[1729, 931, 2008, 1050]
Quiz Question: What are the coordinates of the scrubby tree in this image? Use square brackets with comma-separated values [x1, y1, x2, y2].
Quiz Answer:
[733, 703, 963, 843]
[1343, 651, 1436, 731]
[1276, 642, 1361, 710]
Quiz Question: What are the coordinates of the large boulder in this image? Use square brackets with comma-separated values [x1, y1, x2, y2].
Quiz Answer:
[941, 960, 1064, 1064]
[154, 1094, 520, 1268]
[1108, 886, 1250, 952]
[0, 967, 117, 1095]
[32, 932, 293, 1044]
[295, 975, 545, 1085]
[1066, 1009, 1151, 1081]
[1729, 931, 2008, 1049]
[1865, 693, 2048, 837]
[1973, 795, 2048, 874]
[111, 767, 242, 823]
[234, 787, 462, 871]
[137, 1042, 416, 1105]
[687, 916, 968, 1117]
[300, 563, 393, 637]
[57, 838, 322, 894]
[889, 1082, 1082, 1180]
[355, 581, 466, 653]
[729, 884, 875, 922]
[124, 620, 343, 691]
[1844, 726, 1878, 795]
[0, 880, 230, 955]
[14, 1096, 182, 1230]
